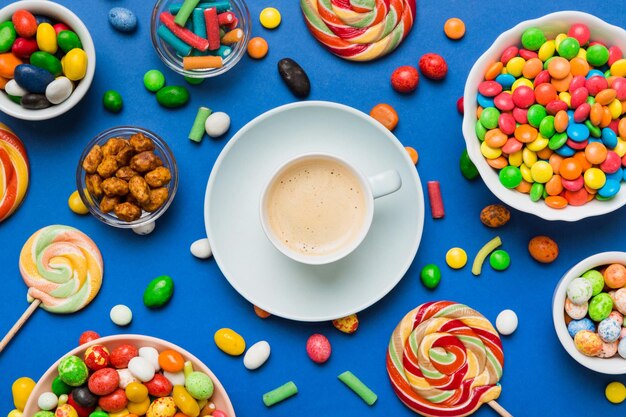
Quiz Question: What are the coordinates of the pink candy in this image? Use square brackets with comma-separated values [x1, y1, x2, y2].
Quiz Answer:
[568, 23, 591, 46]
[306, 334, 331, 364]
[478, 81, 502, 97]
[512, 85, 535, 108]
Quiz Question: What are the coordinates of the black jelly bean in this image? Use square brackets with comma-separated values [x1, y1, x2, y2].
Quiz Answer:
[21, 93, 51, 109]
[278, 58, 310, 99]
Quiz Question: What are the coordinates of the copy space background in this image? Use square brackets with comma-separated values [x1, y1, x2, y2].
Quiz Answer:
[1, 1, 625, 416]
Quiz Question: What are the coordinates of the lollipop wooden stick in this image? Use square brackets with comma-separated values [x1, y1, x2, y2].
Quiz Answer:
[0, 300, 41, 353]
[488, 400, 514, 417]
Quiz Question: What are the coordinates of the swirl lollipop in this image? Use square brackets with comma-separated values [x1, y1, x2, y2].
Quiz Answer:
[0, 225, 103, 352]
[300, 0, 416, 62]
[0, 123, 29, 223]
[387, 301, 512, 417]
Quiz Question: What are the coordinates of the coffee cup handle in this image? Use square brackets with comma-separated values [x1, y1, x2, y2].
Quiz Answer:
[368, 170, 402, 199]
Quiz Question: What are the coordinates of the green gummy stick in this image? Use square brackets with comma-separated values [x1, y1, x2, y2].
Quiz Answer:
[338, 371, 377, 406]
[189, 106, 212, 142]
[174, 0, 201, 26]
[263, 381, 298, 407]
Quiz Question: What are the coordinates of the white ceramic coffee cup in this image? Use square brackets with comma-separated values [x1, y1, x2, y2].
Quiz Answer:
[260, 153, 402, 265]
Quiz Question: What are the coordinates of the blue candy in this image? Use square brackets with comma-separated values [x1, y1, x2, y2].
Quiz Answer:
[586, 69, 605, 79]
[566, 123, 590, 142]
[601, 128, 618, 149]
[14, 64, 54, 94]
[598, 179, 621, 198]
[567, 318, 595, 338]
[555, 144, 576, 157]
[606, 167, 623, 182]
[495, 74, 515, 90]
[477, 93, 494, 108]
[108, 7, 137, 33]
[598, 318, 621, 343]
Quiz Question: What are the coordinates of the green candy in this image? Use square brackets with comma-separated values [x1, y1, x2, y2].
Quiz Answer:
[479, 107, 500, 130]
[57, 30, 82, 53]
[489, 250, 510, 271]
[548, 132, 567, 150]
[499, 166, 522, 188]
[143, 275, 174, 308]
[103, 90, 123, 113]
[156, 86, 190, 108]
[557, 37, 580, 60]
[144, 69, 166, 92]
[420, 264, 441, 289]
[460, 149, 479, 180]
[185, 371, 214, 400]
[7, 93, 21, 104]
[51, 376, 73, 396]
[582, 269, 604, 296]
[0, 21, 16, 53]
[530, 182, 543, 202]
[586, 44, 609, 67]
[34, 412, 55, 417]
[584, 120, 601, 137]
[521, 27, 546, 51]
[604, 69, 611, 78]
[89, 412, 110, 417]
[30, 51, 62, 76]
[184, 76, 205, 85]
[596, 194, 615, 201]
[589, 293, 613, 322]
[586, 95, 596, 106]
[475, 121, 487, 141]
[539, 115, 555, 138]
[543, 56, 555, 70]
[527, 104, 546, 128]
[58, 355, 88, 387]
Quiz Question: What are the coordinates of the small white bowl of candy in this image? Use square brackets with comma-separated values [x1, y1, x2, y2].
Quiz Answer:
[553, 252, 626, 374]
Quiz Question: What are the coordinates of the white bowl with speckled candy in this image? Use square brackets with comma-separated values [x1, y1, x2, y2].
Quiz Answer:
[552, 251, 626, 374]
[22, 334, 236, 416]
[463, 11, 626, 221]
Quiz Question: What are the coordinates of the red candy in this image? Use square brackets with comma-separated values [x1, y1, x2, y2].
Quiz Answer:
[546, 100, 568, 115]
[12, 10, 37, 38]
[494, 92, 514, 111]
[568, 23, 591, 46]
[608, 45, 623, 66]
[109, 344, 138, 368]
[512, 85, 535, 108]
[564, 187, 588, 206]
[562, 176, 584, 191]
[390, 65, 419, 93]
[418, 53, 448, 80]
[513, 107, 528, 124]
[502, 138, 523, 154]
[534, 83, 557, 105]
[533, 70, 551, 86]
[456, 97, 464, 114]
[519, 49, 538, 60]
[11, 38, 38, 59]
[306, 334, 331, 364]
[88, 368, 120, 396]
[569, 75, 586, 93]
[53, 23, 71, 35]
[612, 77, 626, 100]
[478, 81, 502, 97]
[600, 151, 621, 173]
[574, 103, 591, 123]
[566, 139, 588, 150]
[570, 87, 588, 108]
[84, 345, 110, 370]
[500, 46, 518, 64]
[98, 388, 128, 413]
[427, 180, 445, 218]
[586, 76, 608, 96]
[144, 373, 173, 397]
[498, 113, 516, 135]
[78, 331, 101, 346]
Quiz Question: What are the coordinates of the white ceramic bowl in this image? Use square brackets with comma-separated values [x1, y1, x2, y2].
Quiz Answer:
[22, 334, 236, 416]
[463, 11, 626, 222]
[552, 252, 626, 374]
[0, 0, 96, 121]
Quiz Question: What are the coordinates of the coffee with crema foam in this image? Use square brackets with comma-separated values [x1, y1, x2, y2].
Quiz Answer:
[265, 157, 368, 257]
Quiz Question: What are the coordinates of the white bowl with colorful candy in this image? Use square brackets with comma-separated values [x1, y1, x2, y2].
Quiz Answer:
[553, 252, 626, 374]
[0, 1, 95, 121]
[463, 11, 626, 221]
[150, 0, 251, 78]
[20, 334, 236, 417]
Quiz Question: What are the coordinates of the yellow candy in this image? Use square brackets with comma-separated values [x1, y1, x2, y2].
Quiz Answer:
[332, 314, 359, 334]
[62, 48, 88, 81]
[125, 382, 149, 403]
[526, 135, 548, 152]
[584, 167, 606, 189]
[8, 410, 22, 417]
[611, 59, 626, 77]
[608, 99, 622, 119]
[576, 48, 586, 60]
[11, 377, 35, 411]
[511, 77, 533, 91]
[55, 404, 77, 417]
[127, 397, 150, 416]
[58, 395, 68, 406]
[480, 141, 501, 159]
[558, 91, 571, 107]
[147, 397, 176, 417]
[173, 386, 200, 417]
[508, 150, 523, 167]
[505, 57, 525, 78]
[530, 161, 553, 183]
[445, 247, 467, 269]
[522, 148, 537, 167]
[183, 360, 194, 377]
[538, 40, 555, 61]
[554, 33, 567, 50]
[36, 23, 57, 54]
[259, 7, 281, 29]
[614, 139, 626, 158]
[68, 190, 89, 214]
[109, 409, 130, 417]
[606, 381, 626, 404]
[214, 328, 245, 356]
[520, 163, 533, 183]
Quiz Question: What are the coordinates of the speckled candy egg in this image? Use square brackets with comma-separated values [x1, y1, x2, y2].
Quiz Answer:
[565, 298, 588, 320]
[110, 344, 138, 368]
[88, 368, 120, 396]
[84, 345, 110, 370]
[604, 264, 626, 289]
[574, 330, 602, 356]
[98, 388, 128, 413]
[146, 396, 177, 417]
[621, 328, 626, 339]
[116, 368, 137, 388]
[144, 374, 172, 397]
[618, 339, 626, 359]
[567, 278, 593, 305]
[58, 356, 89, 387]
[582, 269, 605, 296]
[185, 372, 214, 400]
[609, 311, 624, 326]
[108, 7, 137, 32]
[54, 404, 77, 417]
[589, 293, 614, 322]
[332, 314, 359, 334]
[598, 318, 622, 343]
[614, 289, 626, 315]
[598, 341, 619, 358]
[34, 412, 54, 417]
[567, 317, 595, 338]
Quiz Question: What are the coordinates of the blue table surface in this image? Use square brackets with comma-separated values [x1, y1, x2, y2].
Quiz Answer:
[1, 0, 625, 416]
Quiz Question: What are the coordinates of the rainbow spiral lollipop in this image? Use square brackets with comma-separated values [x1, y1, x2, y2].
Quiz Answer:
[387, 301, 510, 417]
[0, 123, 29, 223]
[300, 0, 416, 62]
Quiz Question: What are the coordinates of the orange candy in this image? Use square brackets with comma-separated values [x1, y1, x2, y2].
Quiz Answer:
[536, 147, 553, 160]
[584, 142, 608, 165]
[247, 37, 268, 59]
[515, 180, 532, 193]
[564, 187, 588, 206]
[604, 264, 626, 289]
[595, 88, 616, 106]
[551, 73, 573, 92]
[619, 118, 626, 140]
[484, 62, 503, 81]
[522, 58, 543, 79]
[405, 146, 418, 165]
[487, 157, 508, 169]
[573, 151, 591, 172]
[559, 158, 582, 180]
[514, 124, 538, 143]
[158, 349, 185, 373]
[444, 18, 465, 39]
[0, 53, 24, 79]
[484, 128, 507, 148]
[253, 305, 271, 319]
[569, 57, 590, 77]
[369, 103, 398, 131]
[545, 195, 568, 209]
[0, 75, 7, 90]
[534, 83, 557, 105]
[590, 103, 603, 126]
[549, 153, 563, 175]
[547, 57, 571, 79]
[554, 110, 569, 133]
[545, 175, 563, 196]
[601, 106, 612, 127]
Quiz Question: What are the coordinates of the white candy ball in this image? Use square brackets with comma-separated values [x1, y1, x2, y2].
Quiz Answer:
[37, 392, 58, 411]
[163, 370, 186, 386]
[128, 356, 156, 382]
[117, 368, 138, 388]
[205, 112, 231, 138]
[110, 304, 133, 326]
[139, 346, 160, 371]
[132, 221, 156, 235]
[243, 340, 271, 370]
[190, 238, 212, 259]
[496, 309, 518, 336]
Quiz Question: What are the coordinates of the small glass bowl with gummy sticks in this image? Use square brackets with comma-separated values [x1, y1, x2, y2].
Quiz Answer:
[471, 20, 626, 209]
[0, 1, 95, 121]
[150, 0, 251, 78]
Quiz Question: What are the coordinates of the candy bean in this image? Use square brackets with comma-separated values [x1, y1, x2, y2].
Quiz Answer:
[62, 48, 88, 81]
[57, 31, 83, 54]
[46, 77, 73, 105]
[68, 190, 88, 214]
[30, 51, 62, 76]
[12, 10, 37, 38]
[88, 368, 119, 396]
[12, 37, 38, 59]
[459, 149, 479, 180]
[420, 263, 441, 289]
[143, 275, 174, 308]
[260, 7, 281, 29]
[244, 341, 271, 370]
[369, 103, 398, 131]
[127, 357, 155, 382]
[5, 79, 27, 97]
[306, 334, 331, 363]
[190, 238, 212, 259]
[278, 58, 310, 98]
[185, 372, 214, 400]
[36, 23, 57, 54]
[143, 69, 165, 92]
[58, 356, 89, 387]
[214, 328, 245, 356]
[146, 398, 176, 417]
[12, 377, 35, 411]
[21, 93, 51, 109]
[0, 53, 24, 78]
[204, 111, 230, 138]
[0, 22, 16, 53]
[158, 349, 185, 373]
[156, 86, 190, 108]
[144, 374, 173, 397]
[108, 8, 138, 33]
[172, 386, 200, 417]
[495, 309, 518, 335]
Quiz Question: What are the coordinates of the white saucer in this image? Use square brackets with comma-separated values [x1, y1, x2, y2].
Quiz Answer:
[204, 101, 424, 321]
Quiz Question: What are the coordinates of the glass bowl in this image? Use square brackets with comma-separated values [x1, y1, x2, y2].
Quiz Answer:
[150, 0, 251, 78]
[76, 126, 178, 229]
